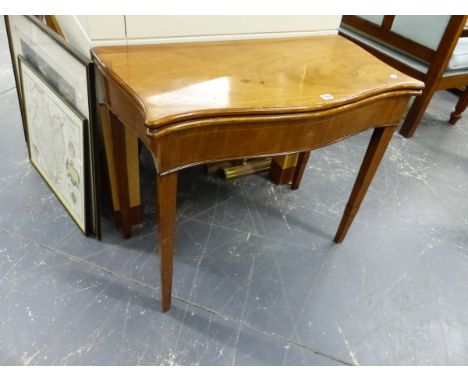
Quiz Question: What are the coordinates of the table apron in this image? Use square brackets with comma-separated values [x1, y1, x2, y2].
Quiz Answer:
[148, 93, 411, 175]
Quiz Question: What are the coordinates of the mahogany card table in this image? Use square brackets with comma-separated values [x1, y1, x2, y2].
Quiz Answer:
[93, 35, 423, 312]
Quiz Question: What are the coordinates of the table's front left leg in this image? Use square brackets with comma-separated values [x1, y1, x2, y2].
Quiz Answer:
[156, 171, 178, 312]
[334, 125, 396, 243]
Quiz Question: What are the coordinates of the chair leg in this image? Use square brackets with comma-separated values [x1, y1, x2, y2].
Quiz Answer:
[291, 151, 310, 190]
[399, 87, 437, 138]
[449, 87, 468, 124]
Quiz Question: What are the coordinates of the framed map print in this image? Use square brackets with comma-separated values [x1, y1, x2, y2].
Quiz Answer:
[19, 57, 89, 234]
[5, 15, 100, 237]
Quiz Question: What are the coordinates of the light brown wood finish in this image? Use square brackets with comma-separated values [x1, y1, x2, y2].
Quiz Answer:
[339, 31, 425, 82]
[93, 35, 423, 312]
[157, 172, 178, 312]
[99, 104, 142, 230]
[94, 36, 423, 130]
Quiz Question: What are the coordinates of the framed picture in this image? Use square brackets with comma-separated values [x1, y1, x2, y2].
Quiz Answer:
[19, 57, 89, 234]
[5, 15, 89, 116]
[5, 15, 101, 237]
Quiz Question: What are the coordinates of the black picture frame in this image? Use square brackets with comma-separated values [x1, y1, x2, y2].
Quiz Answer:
[5, 15, 101, 238]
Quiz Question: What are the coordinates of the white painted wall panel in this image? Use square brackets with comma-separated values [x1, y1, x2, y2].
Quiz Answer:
[125, 16, 341, 40]
[87, 15, 126, 40]
[58, 15, 342, 53]
[75, 15, 89, 35]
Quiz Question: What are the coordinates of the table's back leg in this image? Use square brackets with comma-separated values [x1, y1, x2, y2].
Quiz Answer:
[270, 154, 298, 185]
[101, 105, 142, 237]
[108, 111, 133, 239]
[334, 126, 395, 243]
[156, 171, 178, 312]
[291, 151, 311, 190]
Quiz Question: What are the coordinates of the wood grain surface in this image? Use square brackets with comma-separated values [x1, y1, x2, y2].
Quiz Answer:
[94, 35, 423, 129]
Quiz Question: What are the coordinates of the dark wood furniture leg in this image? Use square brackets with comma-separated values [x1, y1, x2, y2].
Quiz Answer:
[156, 171, 178, 312]
[291, 151, 311, 190]
[449, 87, 468, 124]
[109, 111, 132, 239]
[334, 126, 395, 243]
[270, 154, 298, 185]
[399, 86, 437, 138]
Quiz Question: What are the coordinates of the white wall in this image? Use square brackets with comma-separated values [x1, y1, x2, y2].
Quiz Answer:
[125, 15, 340, 39]
[57, 15, 342, 57]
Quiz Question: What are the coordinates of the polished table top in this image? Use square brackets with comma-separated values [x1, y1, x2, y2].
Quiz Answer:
[93, 35, 423, 129]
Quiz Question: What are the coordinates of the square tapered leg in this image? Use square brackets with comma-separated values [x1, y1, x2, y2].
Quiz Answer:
[334, 126, 395, 243]
[156, 172, 178, 312]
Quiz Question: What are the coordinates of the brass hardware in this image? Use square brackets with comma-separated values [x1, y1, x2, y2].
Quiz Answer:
[206, 160, 242, 175]
[223, 158, 272, 179]
[206, 158, 272, 179]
